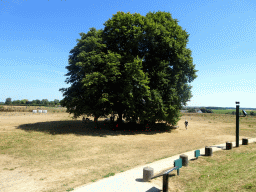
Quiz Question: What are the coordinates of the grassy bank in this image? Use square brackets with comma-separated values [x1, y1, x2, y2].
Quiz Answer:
[150, 141, 256, 191]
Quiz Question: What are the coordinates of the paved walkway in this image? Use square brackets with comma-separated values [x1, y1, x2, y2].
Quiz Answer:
[73, 138, 256, 192]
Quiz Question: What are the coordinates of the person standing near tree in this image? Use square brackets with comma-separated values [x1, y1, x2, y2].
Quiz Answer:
[185, 120, 188, 130]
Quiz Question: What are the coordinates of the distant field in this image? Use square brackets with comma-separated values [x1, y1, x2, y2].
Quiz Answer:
[212, 109, 255, 115]
[1, 105, 255, 117]
[0, 105, 67, 113]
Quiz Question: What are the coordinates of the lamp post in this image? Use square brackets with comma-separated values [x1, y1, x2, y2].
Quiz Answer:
[235, 101, 247, 147]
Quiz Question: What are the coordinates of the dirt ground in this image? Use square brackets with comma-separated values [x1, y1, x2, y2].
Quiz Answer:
[0, 112, 255, 192]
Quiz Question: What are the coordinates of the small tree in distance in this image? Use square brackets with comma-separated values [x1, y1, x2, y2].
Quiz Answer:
[250, 111, 255, 116]
[5, 98, 12, 105]
[188, 108, 196, 113]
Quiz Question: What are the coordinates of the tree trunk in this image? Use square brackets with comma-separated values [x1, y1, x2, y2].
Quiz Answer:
[94, 116, 99, 129]
[117, 110, 123, 123]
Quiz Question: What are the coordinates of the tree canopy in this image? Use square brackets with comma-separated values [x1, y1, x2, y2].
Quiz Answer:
[59, 10, 198, 127]
[5, 98, 12, 105]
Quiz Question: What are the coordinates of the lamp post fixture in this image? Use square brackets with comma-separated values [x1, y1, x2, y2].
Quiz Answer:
[235, 101, 247, 147]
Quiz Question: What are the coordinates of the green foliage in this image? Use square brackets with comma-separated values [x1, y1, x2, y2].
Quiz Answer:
[212, 109, 256, 116]
[12, 100, 21, 105]
[48, 101, 55, 106]
[20, 99, 27, 104]
[200, 107, 213, 113]
[31, 99, 41, 105]
[249, 111, 255, 116]
[41, 99, 49, 105]
[4, 99, 61, 107]
[5, 97, 12, 105]
[54, 99, 60, 105]
[59, 28, 124, 120]
[188, 108, 196, 113]
[59, 11, 198, 127]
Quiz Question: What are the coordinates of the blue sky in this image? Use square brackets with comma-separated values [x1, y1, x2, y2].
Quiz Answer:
[1, 0, 255, 108]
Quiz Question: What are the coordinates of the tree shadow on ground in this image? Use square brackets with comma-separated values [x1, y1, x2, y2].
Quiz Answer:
[16, 120, 176, 137]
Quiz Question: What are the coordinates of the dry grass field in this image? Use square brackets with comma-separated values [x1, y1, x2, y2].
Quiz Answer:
[0, 106, 256, 191]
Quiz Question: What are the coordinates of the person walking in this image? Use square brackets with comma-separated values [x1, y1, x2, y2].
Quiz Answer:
[184, 120, 188, 130]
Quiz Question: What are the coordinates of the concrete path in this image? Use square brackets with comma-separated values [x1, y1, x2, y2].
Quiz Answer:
[73, 138, 256, 192]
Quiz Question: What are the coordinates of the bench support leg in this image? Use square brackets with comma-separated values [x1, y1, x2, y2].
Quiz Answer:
[163, 173, 169, 192]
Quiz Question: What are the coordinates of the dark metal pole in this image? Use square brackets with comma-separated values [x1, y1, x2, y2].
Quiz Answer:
[162, 173, 169, 192]
[236, 101, 239, 147]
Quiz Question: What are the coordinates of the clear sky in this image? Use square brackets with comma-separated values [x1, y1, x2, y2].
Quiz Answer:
[1, 0, 255, 108]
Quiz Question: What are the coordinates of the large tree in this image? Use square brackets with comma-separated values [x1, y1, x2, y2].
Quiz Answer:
[59, 27, 150, 127]
[59, 10, 198, 128]
[101, 11, 198, 125]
